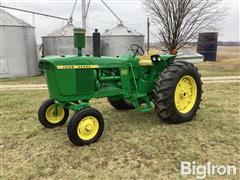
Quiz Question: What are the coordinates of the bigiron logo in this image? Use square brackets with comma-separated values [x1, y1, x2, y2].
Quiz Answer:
[181, 161, 237, 179]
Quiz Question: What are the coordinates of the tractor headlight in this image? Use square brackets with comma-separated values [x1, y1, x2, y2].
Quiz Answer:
[151, 55, 160, 62]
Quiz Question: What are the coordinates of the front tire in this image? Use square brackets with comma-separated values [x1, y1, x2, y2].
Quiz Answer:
[38, 99, 69, 128]
[67, 107, 104, 146]
[152, 61, 202, 123]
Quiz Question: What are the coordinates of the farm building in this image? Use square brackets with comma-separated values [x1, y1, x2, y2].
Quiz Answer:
[0, 9, 39, 78]
[42, 23, 93, 56]
[102, 24, 144, 56]
[42, 23, 144, 57]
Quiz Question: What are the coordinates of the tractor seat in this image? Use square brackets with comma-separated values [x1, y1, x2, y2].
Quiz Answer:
[139, 49, 160, 66]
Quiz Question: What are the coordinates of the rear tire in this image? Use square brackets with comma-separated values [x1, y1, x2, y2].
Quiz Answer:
[108, 99, 135, 110]
[152, 61, 202, 123]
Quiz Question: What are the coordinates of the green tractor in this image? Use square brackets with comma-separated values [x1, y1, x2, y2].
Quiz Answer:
[38, 28, 202, 146]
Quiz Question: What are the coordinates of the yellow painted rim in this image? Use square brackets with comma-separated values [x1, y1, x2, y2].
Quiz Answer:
[174, 75, 197, 113]
[45, 104, 65, 124]
[77, 116, 99, 140]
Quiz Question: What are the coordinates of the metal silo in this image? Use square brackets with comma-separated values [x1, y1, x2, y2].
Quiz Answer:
[0, 9, 39, 78]
[102, 24, 144, 56]
[42, 23, 92, 56]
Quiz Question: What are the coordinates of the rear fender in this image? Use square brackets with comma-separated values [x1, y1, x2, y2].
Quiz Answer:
[159, 54, 176, 63]
[146, 54, 176, 80]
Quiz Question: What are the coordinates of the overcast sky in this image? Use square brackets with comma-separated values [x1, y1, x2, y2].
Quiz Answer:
[1, 0, 239, 44]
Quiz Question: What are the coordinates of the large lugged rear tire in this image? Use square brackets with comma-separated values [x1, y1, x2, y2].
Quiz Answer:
[152, 61, 202, 123]
[108, 99, 135, 110]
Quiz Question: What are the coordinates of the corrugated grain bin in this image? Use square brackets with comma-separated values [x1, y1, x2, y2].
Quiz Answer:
[102, 24, 144, 57]
[197, 32, 218, 61]
[42, 23, 92, 56]
[0, 9, 39, 78]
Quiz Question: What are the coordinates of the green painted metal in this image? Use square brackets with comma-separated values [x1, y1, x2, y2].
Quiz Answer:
[39, 29, 176, 113]
[40, 54, 175, 112]
[74, 28, 86, 56]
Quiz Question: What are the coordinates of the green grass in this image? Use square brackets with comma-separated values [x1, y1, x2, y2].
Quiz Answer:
[1, 83, 239, 179]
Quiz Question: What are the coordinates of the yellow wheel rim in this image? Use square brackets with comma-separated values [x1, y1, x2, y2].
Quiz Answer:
[45, 104, 65, 124]
[77, 116, 99, 140]
[174, 75, 197, 113]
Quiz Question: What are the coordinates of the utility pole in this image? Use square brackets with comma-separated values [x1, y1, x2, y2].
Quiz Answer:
[82, 0, 86, 29]
[147, 17, 150, 53]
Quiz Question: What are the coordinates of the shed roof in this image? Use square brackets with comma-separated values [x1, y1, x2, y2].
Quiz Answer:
[103, 24, 143, 36]
[46, 23, 74, 37]
[0, 9, 33, 27]
[43, 23, 94, 37]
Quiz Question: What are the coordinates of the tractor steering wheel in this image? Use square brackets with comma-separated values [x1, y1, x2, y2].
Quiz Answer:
[130, 44, 145, 56]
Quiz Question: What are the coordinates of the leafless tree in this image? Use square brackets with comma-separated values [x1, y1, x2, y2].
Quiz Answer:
[143, 0, 227, 54]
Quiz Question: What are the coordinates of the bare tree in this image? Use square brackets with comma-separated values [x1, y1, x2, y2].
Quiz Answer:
[143, 0, 227, 54]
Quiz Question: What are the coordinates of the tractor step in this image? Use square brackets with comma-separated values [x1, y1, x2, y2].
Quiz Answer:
[131, 94, 153, 112]
[137, 105, 153, 112]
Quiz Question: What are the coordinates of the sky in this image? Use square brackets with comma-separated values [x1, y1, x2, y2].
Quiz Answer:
[1, 0, 239, 44]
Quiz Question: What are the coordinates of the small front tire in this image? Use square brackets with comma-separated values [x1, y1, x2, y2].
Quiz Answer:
[38, 99, 69, 128]
[67, 107, 104, 146]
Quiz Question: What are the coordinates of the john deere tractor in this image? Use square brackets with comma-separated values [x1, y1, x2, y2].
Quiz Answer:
[38, 28, 202, 146]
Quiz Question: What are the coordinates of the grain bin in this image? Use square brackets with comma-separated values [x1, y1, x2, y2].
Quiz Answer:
[42, 23, 92, 56]
[0, 9, 39, 78]
[102, 24, 144, 56]
[197, 32, 218, 61]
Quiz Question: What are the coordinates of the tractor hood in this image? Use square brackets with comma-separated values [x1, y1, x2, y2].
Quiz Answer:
[39, 55, 132, 70]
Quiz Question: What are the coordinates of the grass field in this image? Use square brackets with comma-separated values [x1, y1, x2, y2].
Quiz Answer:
[1, 46, 239, 179]
[0, 75, 45, 85]
[1, 46, 239, 85]
[195, 46, 240, 77]
[1, 82, 239, 179]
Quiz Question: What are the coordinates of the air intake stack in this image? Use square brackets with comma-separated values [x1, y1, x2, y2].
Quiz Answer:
[73, 28, 86, 56]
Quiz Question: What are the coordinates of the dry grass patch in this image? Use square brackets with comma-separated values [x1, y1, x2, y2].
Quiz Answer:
[1, 82, 239, 179]
[195, 46, 240, 77]
[0, 75, 45, 85]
